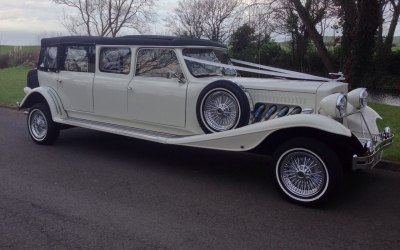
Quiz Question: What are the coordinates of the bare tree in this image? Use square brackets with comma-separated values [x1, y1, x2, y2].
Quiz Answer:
[269, 0, 337, 72]
[203, 0, 241, 42]
[377, 0, 390, 49]
[272, 1, 310, 69]
[53, 0, 156, 37]
[165, 0, 205, 39]
[376, 0, 400, 53]
[384, 0, 400, 51]
[288, 0, 336, 72]
[336, 0, 380, 86]
[167, 0, 241, 42]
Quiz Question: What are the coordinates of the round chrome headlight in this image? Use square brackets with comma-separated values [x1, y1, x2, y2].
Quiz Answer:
[360, 88, 368, 107]
[348, 88, 368, 109]
[320, 93, 347, 118]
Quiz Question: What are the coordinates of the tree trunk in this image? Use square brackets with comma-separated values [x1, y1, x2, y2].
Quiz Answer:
[290, 0, 335, 73]
[384, 0, 400, 52]
[376, 0, 386, 51]
[338, 0, 357, 85]
[349, 0, 380, 87]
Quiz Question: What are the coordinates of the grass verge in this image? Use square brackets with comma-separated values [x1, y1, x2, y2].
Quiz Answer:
[369, 103, 400, 162]
[0, 66, 31, 106]
[0, 45, 40, 55]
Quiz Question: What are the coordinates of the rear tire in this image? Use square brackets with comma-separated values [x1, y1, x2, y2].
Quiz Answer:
[27, 103, 60, 145]
[272, 137, 343, 206]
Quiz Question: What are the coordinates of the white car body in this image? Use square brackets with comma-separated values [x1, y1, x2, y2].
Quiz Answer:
[18, 36, 394, 205]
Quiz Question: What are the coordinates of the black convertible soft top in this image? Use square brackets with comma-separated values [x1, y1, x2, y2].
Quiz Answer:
[41, 35, 226, 48]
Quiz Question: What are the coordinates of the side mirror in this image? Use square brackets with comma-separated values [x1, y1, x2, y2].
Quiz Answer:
[166, 72, 174, 79]
[176, 73, 186, 84]
[167, 72, 186, 83]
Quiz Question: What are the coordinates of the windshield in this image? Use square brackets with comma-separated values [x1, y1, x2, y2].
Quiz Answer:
[183, 49, 237, 78]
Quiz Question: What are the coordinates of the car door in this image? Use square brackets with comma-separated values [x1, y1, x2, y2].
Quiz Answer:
[57, 45, 95, 112]
[93, 46, 133, 120]
[37, 46, 59, 91]
[128, 48, 188, 127]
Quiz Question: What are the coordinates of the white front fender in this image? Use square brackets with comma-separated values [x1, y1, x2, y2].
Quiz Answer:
[345, 105, 381, 139]
[167, 114, 351, 151]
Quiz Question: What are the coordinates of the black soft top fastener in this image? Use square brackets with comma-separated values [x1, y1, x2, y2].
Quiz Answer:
[41, 35, 226, 48]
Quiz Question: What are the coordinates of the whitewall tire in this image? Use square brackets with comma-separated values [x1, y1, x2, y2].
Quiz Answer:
[272, 138, 343, 206]
[27, 103, 60, 145]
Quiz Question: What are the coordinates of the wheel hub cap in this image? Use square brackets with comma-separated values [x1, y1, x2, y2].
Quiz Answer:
[279, 151, 326, 198]
[30, 110, 48, 140]
[203, 90, 239, 131]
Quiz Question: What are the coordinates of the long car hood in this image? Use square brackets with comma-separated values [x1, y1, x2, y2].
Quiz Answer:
[231, 77, 326, 94]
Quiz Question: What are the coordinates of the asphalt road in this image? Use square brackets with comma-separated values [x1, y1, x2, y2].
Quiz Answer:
[1, 107, 400, 249]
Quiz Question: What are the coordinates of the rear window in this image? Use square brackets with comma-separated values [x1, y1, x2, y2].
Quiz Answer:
[39, 47, 58, 71]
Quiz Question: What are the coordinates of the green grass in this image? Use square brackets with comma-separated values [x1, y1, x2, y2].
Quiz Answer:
[0, 66, 31, 106]
[0, 45, 40, 55]
[369, 102, 400, 162]
[392, 45, 400, 52]
[393, 36, 400, 45]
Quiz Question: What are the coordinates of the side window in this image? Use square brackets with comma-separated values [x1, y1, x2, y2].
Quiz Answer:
[62, 46, 92, 73]
[136, 49, 181, 77]
[39, 47, 58, 71]
[99, 47, 131, 74]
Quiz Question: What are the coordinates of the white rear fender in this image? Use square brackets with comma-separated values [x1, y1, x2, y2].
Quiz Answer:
[167, 114, 351, 151]
[18, 87, 66, 120]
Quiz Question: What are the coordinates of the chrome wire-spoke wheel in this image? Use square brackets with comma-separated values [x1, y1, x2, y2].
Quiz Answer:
[277, 148, 329, 200]
[201, 89, 240, 132]
[27, 103, 59, 145]
[29, 109, 48, 141]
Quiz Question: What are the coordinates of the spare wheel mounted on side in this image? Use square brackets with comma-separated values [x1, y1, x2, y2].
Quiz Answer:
[196, 81, 250, 133]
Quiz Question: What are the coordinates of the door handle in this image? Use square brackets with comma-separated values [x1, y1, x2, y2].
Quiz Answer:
[127, 86, 134, 93]
[56, 80, 63, 84]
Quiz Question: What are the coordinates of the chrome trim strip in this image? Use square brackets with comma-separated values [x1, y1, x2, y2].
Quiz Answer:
[57, 117, 183, 141]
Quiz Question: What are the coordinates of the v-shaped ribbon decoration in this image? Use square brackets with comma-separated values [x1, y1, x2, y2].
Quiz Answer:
[182, 56, 335, 82]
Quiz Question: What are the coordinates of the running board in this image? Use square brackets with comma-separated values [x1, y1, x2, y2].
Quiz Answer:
[55, 117, 182, 143]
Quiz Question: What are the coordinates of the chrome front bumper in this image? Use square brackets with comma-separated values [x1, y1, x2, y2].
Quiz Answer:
[352, 129, 394, 171]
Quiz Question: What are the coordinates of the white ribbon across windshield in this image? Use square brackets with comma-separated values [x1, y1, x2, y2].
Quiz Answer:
[182, 56, 332, 81]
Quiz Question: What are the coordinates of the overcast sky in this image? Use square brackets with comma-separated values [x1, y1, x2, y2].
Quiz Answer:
[0, 0, 398, 45]
[0, 0, 179, 45]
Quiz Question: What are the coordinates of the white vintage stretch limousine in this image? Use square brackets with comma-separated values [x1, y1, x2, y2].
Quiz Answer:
[17, 36, 394, 206]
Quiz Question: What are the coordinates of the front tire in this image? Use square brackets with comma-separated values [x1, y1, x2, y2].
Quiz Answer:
[272, 138, 343, 206]
[27, 103, 60, 145]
